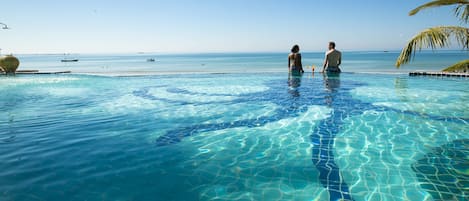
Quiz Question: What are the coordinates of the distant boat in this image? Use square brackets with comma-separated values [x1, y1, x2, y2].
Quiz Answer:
[147, 58, 156, 62]
[61, 59, 79, 62]
[61, 53, 79, 62]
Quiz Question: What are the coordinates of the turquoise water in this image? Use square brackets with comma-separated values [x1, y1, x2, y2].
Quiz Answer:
[0, 71, 468, 200]
[14, 51, 469, 74]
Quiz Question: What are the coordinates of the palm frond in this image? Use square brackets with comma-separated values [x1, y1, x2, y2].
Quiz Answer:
[442, 59, 469, 72]
[396, 26, 469, 67]
[409, 0, 469, 16]
[454, 4, 469, 23]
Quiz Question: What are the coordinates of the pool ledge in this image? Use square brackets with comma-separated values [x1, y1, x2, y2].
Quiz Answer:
[1, 70, 73, 75]
[409, 71, 469, 77]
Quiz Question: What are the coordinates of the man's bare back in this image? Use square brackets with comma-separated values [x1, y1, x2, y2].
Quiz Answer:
[322, 42, 342, 73]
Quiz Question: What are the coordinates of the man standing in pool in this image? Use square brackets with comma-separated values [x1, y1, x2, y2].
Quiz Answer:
[322, 42, 342, 73]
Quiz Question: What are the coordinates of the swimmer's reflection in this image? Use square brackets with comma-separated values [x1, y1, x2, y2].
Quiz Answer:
[288, 72, 303, 97]
[323, 73, 341, 106]
[394, 77, 410, 102]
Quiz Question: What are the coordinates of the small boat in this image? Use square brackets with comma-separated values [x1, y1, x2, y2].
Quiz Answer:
[61, 53, 79, 62]
[61, 59, 79, 62]
[146, 58, 156, 62]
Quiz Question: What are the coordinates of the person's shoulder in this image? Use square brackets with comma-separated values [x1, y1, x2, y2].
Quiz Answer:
[290, 52, 301, 56]
[330, 49, 341, 55]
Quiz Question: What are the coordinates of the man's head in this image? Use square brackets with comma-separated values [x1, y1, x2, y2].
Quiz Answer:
[328, 42, 336, 50]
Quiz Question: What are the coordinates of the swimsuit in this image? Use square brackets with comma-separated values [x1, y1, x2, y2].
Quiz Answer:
[326, 66, 341, 73]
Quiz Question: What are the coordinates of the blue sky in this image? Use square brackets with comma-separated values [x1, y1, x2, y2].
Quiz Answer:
[0, 0, 464, 53]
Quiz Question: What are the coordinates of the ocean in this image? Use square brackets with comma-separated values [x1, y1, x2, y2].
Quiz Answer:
[13, 50, 468, 75]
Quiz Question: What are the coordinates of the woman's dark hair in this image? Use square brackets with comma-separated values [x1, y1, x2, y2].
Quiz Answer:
[291, 45, 300, 53]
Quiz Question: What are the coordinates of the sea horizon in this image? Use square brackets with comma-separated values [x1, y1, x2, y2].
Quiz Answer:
[9, 49, 468, 56]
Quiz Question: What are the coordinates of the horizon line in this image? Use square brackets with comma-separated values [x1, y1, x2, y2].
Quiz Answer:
[6, 49, 467, 55]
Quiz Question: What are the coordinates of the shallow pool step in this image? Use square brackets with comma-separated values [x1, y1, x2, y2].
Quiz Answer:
[409, 71, 469, 77]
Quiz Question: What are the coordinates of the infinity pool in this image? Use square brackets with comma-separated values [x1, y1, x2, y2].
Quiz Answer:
[0, 73, 467, 201]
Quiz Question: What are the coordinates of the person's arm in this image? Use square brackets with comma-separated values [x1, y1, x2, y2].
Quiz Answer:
[338, 52, 342, 66]
[288, 55, 291, 71]
[298, 54, 303, 71]
[322, 54, 328, 73]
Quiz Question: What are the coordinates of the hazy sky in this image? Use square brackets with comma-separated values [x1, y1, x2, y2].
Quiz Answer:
[0, 0, 464, 53]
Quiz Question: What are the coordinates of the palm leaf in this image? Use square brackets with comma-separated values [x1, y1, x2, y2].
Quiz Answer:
[409, 0, 469, 23]
[442, 59, 469, 72]
[455, 3, 469, 23]
[396, 26, 469, 67]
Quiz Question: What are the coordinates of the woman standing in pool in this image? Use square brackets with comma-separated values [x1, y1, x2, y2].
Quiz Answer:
[288, 45, 304, 74]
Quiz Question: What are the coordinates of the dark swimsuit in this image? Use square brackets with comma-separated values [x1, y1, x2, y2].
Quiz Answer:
[326, 66, 341, 73]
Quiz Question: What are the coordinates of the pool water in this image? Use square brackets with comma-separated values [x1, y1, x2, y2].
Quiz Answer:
[0, 73, 467, 201]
